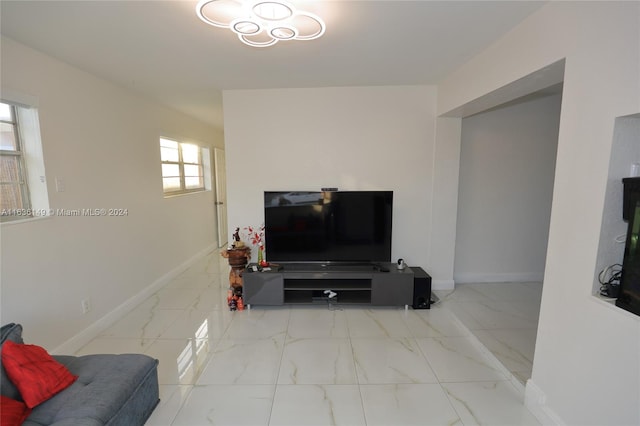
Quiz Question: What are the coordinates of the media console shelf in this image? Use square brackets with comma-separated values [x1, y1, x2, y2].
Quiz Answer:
[243, 263, 414, 307]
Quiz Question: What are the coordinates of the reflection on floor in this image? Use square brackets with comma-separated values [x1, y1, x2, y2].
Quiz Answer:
[76, 251, 540, 425]
[436, 282, 542, 385]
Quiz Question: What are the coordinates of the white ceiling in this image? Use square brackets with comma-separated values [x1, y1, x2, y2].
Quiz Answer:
[0, 1, 546, 130]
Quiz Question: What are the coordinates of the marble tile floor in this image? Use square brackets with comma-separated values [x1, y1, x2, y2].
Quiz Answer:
[76, 251, 540, 425]
[436, 282, 542, 385]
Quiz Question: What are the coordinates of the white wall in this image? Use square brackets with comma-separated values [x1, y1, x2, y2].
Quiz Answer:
[0, 37, 224, 350]
[223, 86, 437, 277]
[455, 93, 561, 283]
[437, 2, 640, 425]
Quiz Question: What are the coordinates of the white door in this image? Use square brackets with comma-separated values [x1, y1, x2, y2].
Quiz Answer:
[214, 148, 228, 248]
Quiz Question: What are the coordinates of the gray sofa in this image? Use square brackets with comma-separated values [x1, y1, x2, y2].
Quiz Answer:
[1, 323, 160, 425]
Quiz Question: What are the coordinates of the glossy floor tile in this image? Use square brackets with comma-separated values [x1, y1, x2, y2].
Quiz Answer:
[270, 385, 366, 426]
[351, 337, 438, 384]
[442, 381, 540, 426]
[437, 282, 542, 385]
[170, 384, 275, 425]
[278, 338, 357, 385]
[76, 251, 541, 425]
[198, 337, 284, 385]
[416, 336, 508, 382]
[360, 383, 461, 426]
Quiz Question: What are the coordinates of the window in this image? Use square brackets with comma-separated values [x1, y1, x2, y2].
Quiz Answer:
[160, 137, 205, 195]
[1, 102, 31, 219]
[0, 98, 50, 223]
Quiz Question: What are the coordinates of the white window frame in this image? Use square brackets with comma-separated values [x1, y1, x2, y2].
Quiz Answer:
[0, 98, 49, 224]
[1, 103, 31, 216]
[160, 137, 207, 196]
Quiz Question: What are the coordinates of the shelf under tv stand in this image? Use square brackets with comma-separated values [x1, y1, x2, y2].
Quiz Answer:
[284, 278, 372, 304]
[243, 262, 414, 307]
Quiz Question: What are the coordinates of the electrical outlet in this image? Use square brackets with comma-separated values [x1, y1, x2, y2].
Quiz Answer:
[81, 299, 91, 314]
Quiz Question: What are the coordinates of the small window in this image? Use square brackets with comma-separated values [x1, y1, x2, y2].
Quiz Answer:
[1, 98, 50, 224]
[160, 137, 205, 195]
[1, 102, 31, 220]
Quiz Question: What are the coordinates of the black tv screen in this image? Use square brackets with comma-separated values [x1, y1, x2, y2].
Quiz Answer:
[617, 196, 640, 317]
[264, 191, 393, 263]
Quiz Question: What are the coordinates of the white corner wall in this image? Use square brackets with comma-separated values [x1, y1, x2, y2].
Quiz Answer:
[455, 93, 561, 283]
[0, 37, 224, 350]
[437, 2, 640, 425]
[223, 86, 439, 279]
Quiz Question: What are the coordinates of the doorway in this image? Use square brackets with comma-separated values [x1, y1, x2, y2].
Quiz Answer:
[451, 87, 562, 385]
[214, 147, 228, 248]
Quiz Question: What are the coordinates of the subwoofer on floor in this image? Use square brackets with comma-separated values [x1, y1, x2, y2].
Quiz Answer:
[411, 266, 432, 309]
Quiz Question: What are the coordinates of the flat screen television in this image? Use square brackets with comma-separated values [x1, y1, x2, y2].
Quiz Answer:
[617, 178, 640, 317]
[264, 191, 393, 264]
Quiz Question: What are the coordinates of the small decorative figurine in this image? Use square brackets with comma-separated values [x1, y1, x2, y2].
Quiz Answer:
[235, 286, 244, 311]
[232, 227, 244, 248]
[226, 286, 244, 311]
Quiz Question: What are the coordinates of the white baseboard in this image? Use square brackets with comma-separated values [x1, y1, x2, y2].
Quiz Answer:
[431, 279, 455, 290]
[454, 272, 543, 284]
[52, 244, 218, 355]
[525, 379, 566, 426]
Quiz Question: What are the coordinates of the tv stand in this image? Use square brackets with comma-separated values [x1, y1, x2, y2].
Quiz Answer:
[243, 262, 414, 307]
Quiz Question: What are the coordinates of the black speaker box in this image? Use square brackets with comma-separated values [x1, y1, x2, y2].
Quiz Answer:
[411, 267, 432, 309]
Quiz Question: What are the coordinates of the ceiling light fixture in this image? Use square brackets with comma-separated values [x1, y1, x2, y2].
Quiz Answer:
[196, 0, 325, 48]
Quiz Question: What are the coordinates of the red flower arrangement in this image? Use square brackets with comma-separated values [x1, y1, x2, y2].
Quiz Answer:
[243, 225, 268, 266]
[243, 225, 264, 247]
